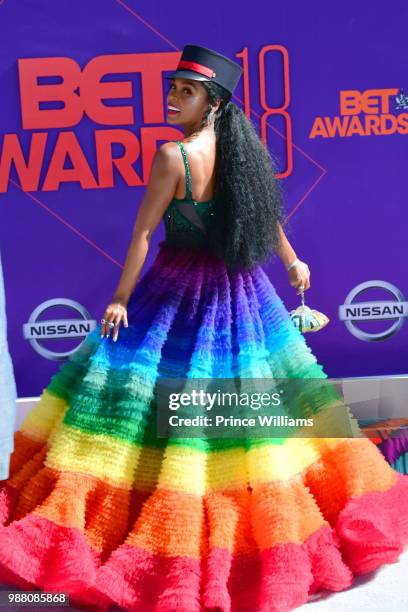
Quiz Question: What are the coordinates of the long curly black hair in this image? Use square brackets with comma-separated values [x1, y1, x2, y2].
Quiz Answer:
[197, 80, 286, 273]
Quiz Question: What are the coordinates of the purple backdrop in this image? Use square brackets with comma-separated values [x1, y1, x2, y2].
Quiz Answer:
[0, 0, 407, 397]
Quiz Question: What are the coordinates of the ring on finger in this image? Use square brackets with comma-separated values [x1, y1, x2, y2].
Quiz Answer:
[101, 319, 115, 329]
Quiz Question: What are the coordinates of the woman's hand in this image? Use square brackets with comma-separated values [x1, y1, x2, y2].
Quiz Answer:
[100, 300, 128, 342]
[287, 259, 311, 294]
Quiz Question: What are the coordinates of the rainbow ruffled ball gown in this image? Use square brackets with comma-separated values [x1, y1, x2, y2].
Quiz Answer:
[1, 142, 408, 611]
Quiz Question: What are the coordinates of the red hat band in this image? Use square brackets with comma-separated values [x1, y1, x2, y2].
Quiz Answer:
[177, 60, 216, 78]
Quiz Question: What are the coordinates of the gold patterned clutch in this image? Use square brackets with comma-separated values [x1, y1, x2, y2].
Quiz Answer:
[289, 290, 330, 333]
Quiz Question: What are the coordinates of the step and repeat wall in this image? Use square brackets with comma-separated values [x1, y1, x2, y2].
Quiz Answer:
[0, 0, 407, 397]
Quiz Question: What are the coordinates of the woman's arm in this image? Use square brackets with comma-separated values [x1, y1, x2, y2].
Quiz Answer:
[275, 221, 311, 293]
[275, 221, 297, 269]
[111, 142, 181, 307]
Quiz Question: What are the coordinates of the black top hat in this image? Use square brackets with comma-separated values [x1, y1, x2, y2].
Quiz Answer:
[166, 44, 243, 99]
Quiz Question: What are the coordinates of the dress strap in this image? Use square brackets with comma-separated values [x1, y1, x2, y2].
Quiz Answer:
[176, 140, 193, 201]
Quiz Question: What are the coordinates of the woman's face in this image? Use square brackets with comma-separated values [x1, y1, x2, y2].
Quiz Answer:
[166, 77, 212, 128]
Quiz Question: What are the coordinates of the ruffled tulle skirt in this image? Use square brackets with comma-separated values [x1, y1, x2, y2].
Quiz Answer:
[1, 241, 408, 612]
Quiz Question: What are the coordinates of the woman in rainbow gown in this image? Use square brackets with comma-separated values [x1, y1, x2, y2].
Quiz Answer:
[1, 44, 408, 612]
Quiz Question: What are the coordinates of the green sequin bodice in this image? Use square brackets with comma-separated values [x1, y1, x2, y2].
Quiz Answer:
[162, 141, 216, 249]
